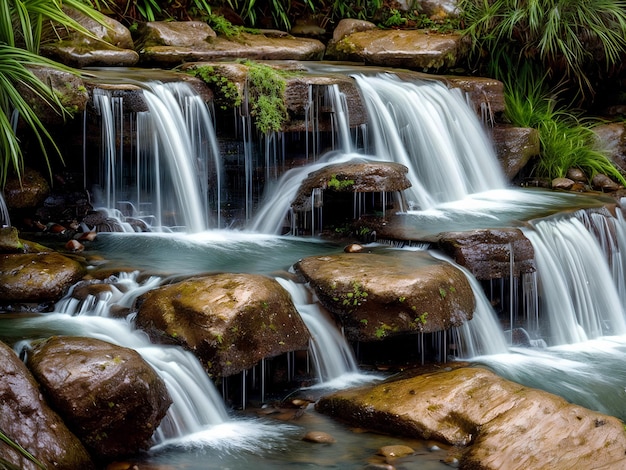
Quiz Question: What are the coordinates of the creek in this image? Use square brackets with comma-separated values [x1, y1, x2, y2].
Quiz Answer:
[4, 66, 626, 468]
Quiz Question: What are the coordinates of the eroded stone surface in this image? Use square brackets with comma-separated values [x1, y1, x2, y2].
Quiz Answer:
[28, 336, 171, 458]
[134, 273, 310, 376]
[295, 250, 474, 341]
[316, 366, 626, 470]
[0, 340, 94, 470]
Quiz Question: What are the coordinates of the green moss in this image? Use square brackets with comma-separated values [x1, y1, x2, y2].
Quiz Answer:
[187, 65, 243, 110]
[327, 174, 355, 190]
[245, 61, 289, 134]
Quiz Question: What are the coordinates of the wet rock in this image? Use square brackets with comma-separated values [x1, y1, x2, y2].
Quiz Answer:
[40, 8, 138, 67]
[136, 21, 217, 48]
[442, 76, 505, 117]
[4, 168, 50, 211]
[552, 177, 575, 190]
[344, 244, 364, 253]
[0, 252, 85, 302]
[566, 167, 587, 183]
[294, 250, 475, 341]
[593, 122, 626, 173]
[316, 367, 626, 470]
[0, 227, 24, 253]
[65, 239, 84, 252]
[137, 28, 325, 66]
[303, 431, 336, 443]
[419, 0, 460, 18]
[134, 273, 310, 377]
[27, 336, 171, 459]
[378, 444, 414, 458]
[332, 19, 377, 42]
[437, 228, 535, 281]
[491, 126, 540, 180]
[0, 340, 94, 470]
[592, 173, 621, 192]
[326, 29, 469, 71]
[291, 161, 411, 212]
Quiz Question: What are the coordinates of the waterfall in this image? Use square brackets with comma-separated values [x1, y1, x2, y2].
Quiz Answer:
[90, 81, 221, 232]
[20, 272, 232, 444]
[353, 74, 506, 209]
[0, 192, 9, 227]
[430, 251, 509, 357]
[524, 214, 626, 345]
[275, 278, 361, 384]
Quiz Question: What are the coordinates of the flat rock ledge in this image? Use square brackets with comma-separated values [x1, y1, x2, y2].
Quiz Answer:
[134, 273, 310, 377]
[295, 250, 474, 341]
[316, 366, 626, 470]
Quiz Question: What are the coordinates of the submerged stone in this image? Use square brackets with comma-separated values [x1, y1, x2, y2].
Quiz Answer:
[134, 273, 310, 377]
[295, 250, 474, 341]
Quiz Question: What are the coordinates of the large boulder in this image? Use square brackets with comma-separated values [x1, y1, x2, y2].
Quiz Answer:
[437, 228, 536, 280]
[0, 252, 85, 303]
[3, 168, 50, 211]
[316, 366, 626, 470]
[134, 273, 310, 377]
[327, 26, 469, 71]
[27, 336, 171, 458]
[0, 340, 94, 470]
[291, 161, 411, 212]
[294, 250, 475, 341]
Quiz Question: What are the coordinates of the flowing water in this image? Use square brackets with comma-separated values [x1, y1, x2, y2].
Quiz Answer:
[6, 68, 626, 467]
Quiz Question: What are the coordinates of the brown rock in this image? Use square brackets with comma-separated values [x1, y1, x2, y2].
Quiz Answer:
[593, 122, 626, 173]
[303, 431, 336, 443]
[326, 29, 469, 71]
[316, 367, 626, 470]
[0, 340, 94, 470]
[552, 177, 575, 190]
[4, 168, 50, 211]
[491, 126, 540, 180]
[443, 76, 505, 117]
[437, 228, 535, 281]
[294, 250, 475, 341]
[291, 161, 411, 212]
[0, 252, 85, 302]
[592, 173, 621, 192]
[378, 444, 414, 458]
[566, 167, 587, 182]
[134, 273, 310, 376]
[0, 227, 24, 253]
[332, 18, 377, 42]
[27, 336, 172, 458]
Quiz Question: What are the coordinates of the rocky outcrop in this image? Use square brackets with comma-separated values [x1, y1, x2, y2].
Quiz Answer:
[291, 161, 411, 212]
[3, 168, 50, 211]
[593, 122, 626, 174]
[137, 28, 325, 66]
[316, 366, 626, 470]
[27, 336, 171, 458]
[327, 23, 469, 71]
[0, 340, 94, 470]
[0, 252, 85, 303]
[134, 273, 310, 377]
[437, 228, 535, 280]
[294, 250, 475, 341]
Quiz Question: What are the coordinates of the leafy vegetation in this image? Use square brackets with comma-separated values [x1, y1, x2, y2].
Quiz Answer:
[498, 61, 625, 183]
[245, 62, 288, 134]
[0, 0, 106, 186]
[187, 65, 243, 110]
[458, 0, 626, 102]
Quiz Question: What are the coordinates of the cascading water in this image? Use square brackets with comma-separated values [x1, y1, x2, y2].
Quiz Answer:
[275, 277, 376, 388]
[90, 79, 221, 232]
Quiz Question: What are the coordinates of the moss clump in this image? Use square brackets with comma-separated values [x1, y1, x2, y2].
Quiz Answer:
[187, 65, 243, 110]
[245, 61, 288, 134]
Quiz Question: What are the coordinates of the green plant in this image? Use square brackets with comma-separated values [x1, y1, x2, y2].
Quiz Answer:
[187, 65, 243, 110]
[245, 61, 288, 134]
[459, 0, 626, 101]
[380, 8, 407, 28]
[0, 428, 45, 469]
[499, 60, 626, 183]
[375, 322, 392, 339]
[0, 0, 107, 186]
[226, 0, 315, 30]
[327, 174, 355, 190]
